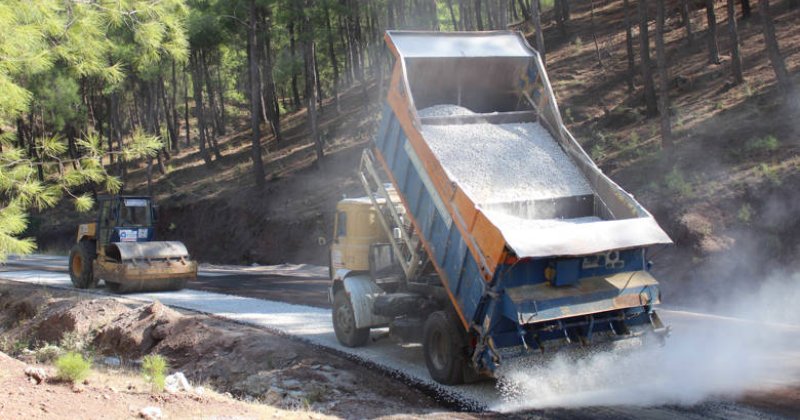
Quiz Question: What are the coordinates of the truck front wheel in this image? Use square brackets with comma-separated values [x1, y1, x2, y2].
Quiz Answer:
[423, 310, 470, 385]
[333, 290, 370, 347]
[69, 241, 97, 289]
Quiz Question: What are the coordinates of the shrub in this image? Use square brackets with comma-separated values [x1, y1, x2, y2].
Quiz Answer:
[142, 354, 168, 392]
[59, 330, 85, 353]
[590, 143, 606, 161]
[759, 163, 782, 186]
[35, 344, 63, 363]
[55, 352, 91, 383]
[737, 203, 753, 224]
[664, 167, 693, 198]
[745, 135, 780, 154]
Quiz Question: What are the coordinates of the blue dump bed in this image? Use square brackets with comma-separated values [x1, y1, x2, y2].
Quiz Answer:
[377, 31, 672, 373]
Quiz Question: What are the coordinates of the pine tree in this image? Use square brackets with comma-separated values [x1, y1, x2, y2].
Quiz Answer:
[0, 0, 184, 260]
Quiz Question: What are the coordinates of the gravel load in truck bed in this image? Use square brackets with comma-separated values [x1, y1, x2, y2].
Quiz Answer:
[419, 105, 592, 204]
[417, 104, 477, 118]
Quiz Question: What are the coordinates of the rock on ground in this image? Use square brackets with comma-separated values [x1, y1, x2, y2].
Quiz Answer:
[138, 406, 163, 420]
[24, 366, 48, 384]
[34, 299, 128, 344]
[93, 301, 182, 358]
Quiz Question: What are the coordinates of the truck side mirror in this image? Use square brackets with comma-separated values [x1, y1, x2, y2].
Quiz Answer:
[151, 205, 159, 222]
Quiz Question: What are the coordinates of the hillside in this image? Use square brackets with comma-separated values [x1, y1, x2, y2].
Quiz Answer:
[31, 0, 799, 305]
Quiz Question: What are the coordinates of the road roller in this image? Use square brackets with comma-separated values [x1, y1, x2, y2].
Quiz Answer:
[68, 195, 197, 293]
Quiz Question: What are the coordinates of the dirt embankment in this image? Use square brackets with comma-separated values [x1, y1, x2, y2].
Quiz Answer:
[0, 349, 301, 420]
[0, 281, 457, 419]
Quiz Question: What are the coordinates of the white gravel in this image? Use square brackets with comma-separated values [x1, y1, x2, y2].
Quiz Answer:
[482, 211, 602, 230]
[419, 106, 592, 205]
[418, 104, 477, 118]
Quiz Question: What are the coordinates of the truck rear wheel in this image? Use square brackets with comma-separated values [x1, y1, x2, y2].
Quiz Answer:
[333, 290, 370, 347]
[423, 311, 470, 385]
[69, 241, 97, 289]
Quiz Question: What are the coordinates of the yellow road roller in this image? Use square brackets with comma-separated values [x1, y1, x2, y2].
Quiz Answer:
[69, 195, 197, 293]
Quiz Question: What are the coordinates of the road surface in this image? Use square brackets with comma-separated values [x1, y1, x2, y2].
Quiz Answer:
[1, 255, 798, 418]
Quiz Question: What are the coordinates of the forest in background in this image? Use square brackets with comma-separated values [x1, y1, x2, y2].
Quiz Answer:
[1, 0, 798, 262]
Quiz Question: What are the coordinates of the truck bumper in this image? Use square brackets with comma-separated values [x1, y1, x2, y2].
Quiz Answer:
[474, 271, 666, 375]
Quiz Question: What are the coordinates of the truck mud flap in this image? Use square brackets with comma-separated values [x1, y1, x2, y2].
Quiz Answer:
[342, 275, 391, 329]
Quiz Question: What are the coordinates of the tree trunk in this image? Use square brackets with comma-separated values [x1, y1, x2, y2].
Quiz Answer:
[324, 2, 341, 113]
[171, 60, 180, 152]
[758, 0, 795, 95]
[23, 114, 45, 182]
[191, 50, 213, 166]
[215, 65, 227, 134]
[302, 0, 324, 166]
[67, 128, 79, 170]
[184, 65, 190, 148]
[112, 92, 126, 178]
[446, 0, 459, 29]
[655, 0, 672, 148]
[159, 76, 178, 152]
[741, 0, 751, 18]
[590, 0, 604, 67]
[248, 0, 266, 187]
[261, 8, 281, 141]
[639, 0, 659, 117]
[531, 0, 545, 64]
[314, 47, 324, 110]
[727, 0, 744, 84]
[396, 0, 406, 27]
[150, 82, 168, 175]
[682, 0, 695, 45]
[517, 0, 531, 20]
[485, 0, 495, 29]
[460, 0, 471, 29]
[347, 1, 368, 108]
[289, 21, 302, 110]
[555, 0, 569, 34]
[105, 96, 115, 165]
[706, 0, 721, 64]
[475, 0, 483, 31]
[624, 0, 636, 92]
[338, 11, 354, 85]
[202, 49, 224, 135]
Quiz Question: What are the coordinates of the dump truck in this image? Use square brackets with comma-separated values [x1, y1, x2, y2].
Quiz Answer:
[69, 195, 197, 293]
[329, 31, 673, 385]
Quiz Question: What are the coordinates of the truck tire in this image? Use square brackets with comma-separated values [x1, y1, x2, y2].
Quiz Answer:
[69, 241, 97, 289]
[333, 290, 370, 347]
[423, 310, 470, 385]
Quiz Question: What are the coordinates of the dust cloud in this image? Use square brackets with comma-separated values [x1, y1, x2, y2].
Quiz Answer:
[492, 272, 800, 411]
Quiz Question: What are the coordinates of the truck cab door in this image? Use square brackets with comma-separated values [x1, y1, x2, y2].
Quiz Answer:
[330, 210, 348, 276]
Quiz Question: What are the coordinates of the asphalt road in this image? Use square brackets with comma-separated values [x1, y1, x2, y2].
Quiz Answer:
[190, 274, 331, 308]
[2, 255, 798, 418]
[2, 255, 333, 308]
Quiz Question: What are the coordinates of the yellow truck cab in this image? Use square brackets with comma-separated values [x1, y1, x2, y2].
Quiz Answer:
[330, 197, 387, 273]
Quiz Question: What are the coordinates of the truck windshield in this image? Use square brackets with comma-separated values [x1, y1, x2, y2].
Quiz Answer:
[120, 199, 151, 227]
